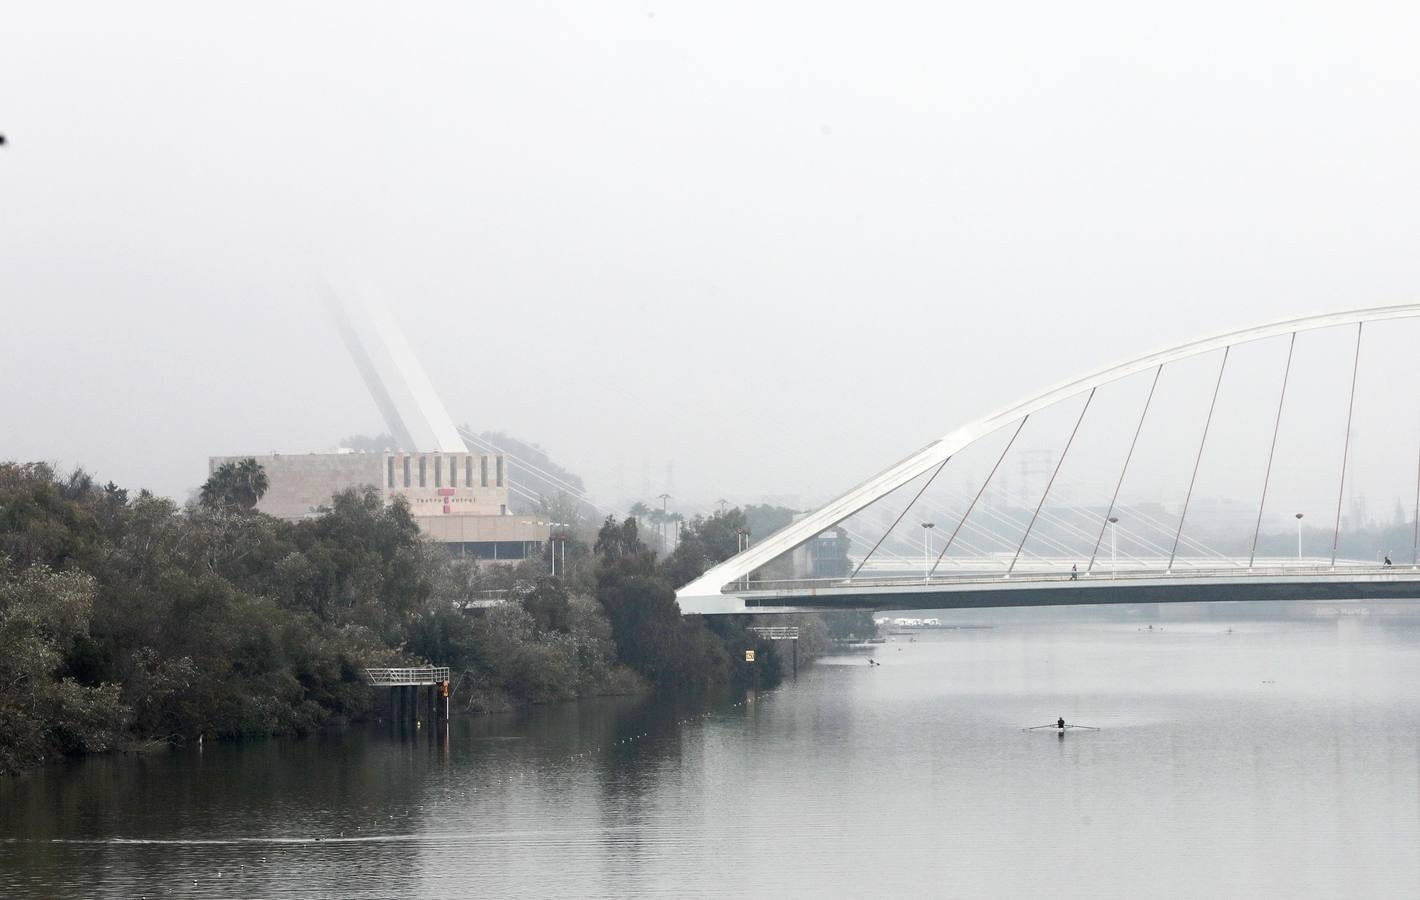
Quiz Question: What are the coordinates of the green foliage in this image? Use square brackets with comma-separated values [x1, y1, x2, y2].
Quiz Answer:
[0, 465, 530, 769]
[199, 458, 269, 511]
[0, 562, 128, 772]
[742, 504, 798, 542]
[662, 509, 748, 586]
[0, 463, 102, 571]
[521, 577, 572, 633]
[0, 464, 826, 774]
[592, 514, 781, 690]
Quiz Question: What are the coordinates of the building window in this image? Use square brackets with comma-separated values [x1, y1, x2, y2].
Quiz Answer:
[500, 504, 507, 515]
[419, 456, 427, 487]
[465, 455, 472, 486]
[496, 455, 504, 487]
[481, 455, 489, 487]
[435, 456, 442, 487]
[449, 455, 458, 487]
[387, 456, 395, 488]
[403, 456, 411, 488]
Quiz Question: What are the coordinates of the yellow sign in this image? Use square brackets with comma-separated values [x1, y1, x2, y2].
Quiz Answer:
[745, 649, 756, 662]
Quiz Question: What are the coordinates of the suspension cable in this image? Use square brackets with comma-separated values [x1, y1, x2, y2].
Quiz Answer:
[1413, 421, 1420, 567]
[1169, 347, 1229, 571]
[1087, 365, 1162, 573]
[849, 457, 951, 580]
[1331, 323, 1363, 568]
[1009, 389, 1095, 575]
[1248, 333, 1296, 568]
[929, 417, 1028, 576]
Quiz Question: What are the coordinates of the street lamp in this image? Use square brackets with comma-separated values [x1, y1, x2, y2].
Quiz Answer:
[1295, 513, 1304, 564]
[544, 521, 568, 577]
[658, 493, 672, 551]
[735, 528, 752, 589]
[921, 522, 936, 582]
[1108, 516, 1119, 577]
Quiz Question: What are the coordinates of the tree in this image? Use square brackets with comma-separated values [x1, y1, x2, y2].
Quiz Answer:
[521, 577, 572, 633]
[0, 562, 128, 771]
[0, 463, 103, 571]
[662, 509, 749, 587]
[594, 516, 647, 564]
[200, 459, 270, 511]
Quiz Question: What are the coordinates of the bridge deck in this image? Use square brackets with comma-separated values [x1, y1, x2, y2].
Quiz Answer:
[685, 565, 1420, 614]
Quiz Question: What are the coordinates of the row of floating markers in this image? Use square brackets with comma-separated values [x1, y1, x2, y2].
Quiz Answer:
[558, 687, 789, 762]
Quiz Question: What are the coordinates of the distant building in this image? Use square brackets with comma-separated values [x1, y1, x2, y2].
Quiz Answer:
[208, 450, 550, 561]
[209, 291, 550, 562]
[790, 521, 851, 579]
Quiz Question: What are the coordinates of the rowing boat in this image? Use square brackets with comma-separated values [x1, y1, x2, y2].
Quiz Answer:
[1022, 723, 1100, 733]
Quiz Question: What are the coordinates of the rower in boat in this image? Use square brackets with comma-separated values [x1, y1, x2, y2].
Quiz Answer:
[1026, 720, 1097, 733]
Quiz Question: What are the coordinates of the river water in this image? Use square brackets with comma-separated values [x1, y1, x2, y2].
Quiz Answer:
[4, 608, 1420, 898]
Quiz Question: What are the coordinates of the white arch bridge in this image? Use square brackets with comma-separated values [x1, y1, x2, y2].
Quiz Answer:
[677, 305, 1420, 614]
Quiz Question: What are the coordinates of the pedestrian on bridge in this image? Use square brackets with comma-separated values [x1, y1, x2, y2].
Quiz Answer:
[1070, 564, 1078, 581]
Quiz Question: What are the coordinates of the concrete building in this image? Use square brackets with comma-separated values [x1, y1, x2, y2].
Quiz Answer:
[208, 450, 551, 560]
[209, 291, 551, 561]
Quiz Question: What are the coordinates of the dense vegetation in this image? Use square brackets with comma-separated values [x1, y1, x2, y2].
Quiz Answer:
[0, 461, 843, 774]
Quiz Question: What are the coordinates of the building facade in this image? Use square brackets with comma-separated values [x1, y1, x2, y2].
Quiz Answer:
[208, 450, 550, 561]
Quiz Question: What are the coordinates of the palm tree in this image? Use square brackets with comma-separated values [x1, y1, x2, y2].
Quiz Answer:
[235, 458, 269, 507]
[200, 458, 269, 511]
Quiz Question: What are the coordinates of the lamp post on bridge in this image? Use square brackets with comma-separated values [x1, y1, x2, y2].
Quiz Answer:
[921, 522, 936, 582]
[736, 527, 751, 589]
[1108, 516, 1119, 577]
[1295, 512, 1304, 564]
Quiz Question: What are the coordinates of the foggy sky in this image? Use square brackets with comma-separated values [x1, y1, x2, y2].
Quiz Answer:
[4, 1, 1420, 518]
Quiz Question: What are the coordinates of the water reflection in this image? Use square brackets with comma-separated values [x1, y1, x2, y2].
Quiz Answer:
[5, 614, 1420, 897]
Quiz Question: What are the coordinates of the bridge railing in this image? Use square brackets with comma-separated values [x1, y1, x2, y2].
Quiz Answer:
[735, 562, 1414, 595]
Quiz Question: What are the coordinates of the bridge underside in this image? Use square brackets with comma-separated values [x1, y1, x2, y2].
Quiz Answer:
[693, 572, 1420, 614]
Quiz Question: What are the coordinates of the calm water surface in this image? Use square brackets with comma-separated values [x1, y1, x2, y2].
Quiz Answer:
[5, 612, 1420, 898]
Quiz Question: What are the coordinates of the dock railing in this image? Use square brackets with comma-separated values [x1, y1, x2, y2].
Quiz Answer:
[363, 666, 451, 687]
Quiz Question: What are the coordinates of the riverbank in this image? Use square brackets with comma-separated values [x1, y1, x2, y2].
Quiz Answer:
[1, 461, 861, 774]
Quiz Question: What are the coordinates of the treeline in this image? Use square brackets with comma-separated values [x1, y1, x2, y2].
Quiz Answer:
[0, 462, 858, 773]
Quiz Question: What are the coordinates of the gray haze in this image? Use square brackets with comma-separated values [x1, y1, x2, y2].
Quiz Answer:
[4, 2, 1420, 514]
